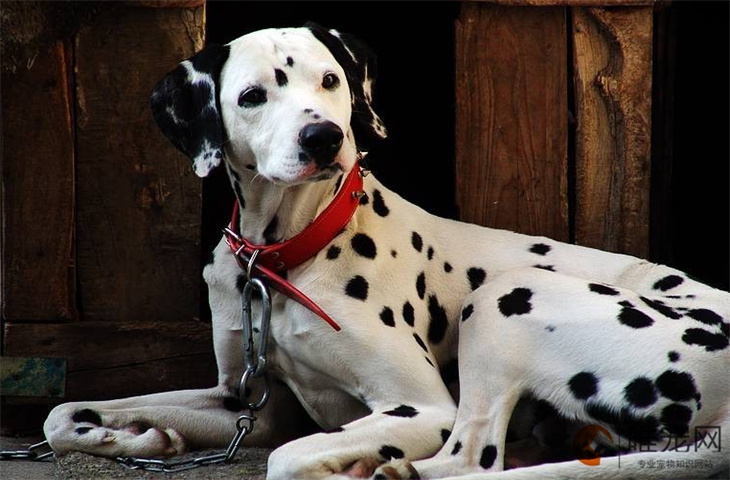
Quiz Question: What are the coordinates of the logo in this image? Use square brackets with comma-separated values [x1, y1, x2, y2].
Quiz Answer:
[573, 424, 614, 466]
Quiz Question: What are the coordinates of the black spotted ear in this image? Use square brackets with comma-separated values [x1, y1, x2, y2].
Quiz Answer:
[305, 23, 387, 151]
[150, 44, 230, 177]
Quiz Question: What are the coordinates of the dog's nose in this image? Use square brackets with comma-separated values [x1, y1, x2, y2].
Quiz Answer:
[299, 122, 344, 165]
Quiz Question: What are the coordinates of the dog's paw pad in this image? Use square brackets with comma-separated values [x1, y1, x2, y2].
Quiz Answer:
[371, 459, 420, 479]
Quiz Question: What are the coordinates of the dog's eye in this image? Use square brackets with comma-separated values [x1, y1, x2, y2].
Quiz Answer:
[322, 73, 340, 90]
[238, 87, 267, 107]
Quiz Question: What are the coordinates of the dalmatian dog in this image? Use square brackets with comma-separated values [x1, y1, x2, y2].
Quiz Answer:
[44, 25, 729, 479]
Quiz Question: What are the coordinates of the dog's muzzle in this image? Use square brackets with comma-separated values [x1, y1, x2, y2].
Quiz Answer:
[299, 121, 344, 167]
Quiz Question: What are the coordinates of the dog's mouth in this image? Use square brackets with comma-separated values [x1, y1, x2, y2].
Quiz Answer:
[269, 159, 344, 185]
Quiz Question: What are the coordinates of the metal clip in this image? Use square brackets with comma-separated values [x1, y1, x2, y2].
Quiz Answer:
[352, 191, 367, 201]
[239, 277, 272, 411]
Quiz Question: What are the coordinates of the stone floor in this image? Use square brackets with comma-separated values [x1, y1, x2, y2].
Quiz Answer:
[0, 436, 271, 480]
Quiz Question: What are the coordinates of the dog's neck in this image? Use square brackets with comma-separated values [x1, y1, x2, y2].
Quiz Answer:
[226, 164, 339, 246]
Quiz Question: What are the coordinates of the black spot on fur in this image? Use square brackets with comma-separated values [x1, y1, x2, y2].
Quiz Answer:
[686, 308, 723, 325]
[619, 300, 634, 308]
[568, 372, 599, 400]
[402, 301, 415, 327]
[451, 441, 462, 455]
[498, 288, 533, 317]
[533, 264, 556, 272]
[274, 68, 288, 87]
[413, 333, 429, 352]
[286, 56, 294, 67]
[326, 245, 341, 260]
[75, 427, 93, 435]
[653, 275, 684, 291]
[618, 306, 654, 329]
[530, 243, 551, 255]
[351, 233, 377, 259]
[589, 283, 620, 296]
[545, 325, 556, 332]
[345, 275, 369, 301]
[72, 409, 102, 426]
[427, 295, 449, 344]
[479, 445, 498, 469]
[441, 429, 451, 444]
[467, 267, 487, 291]
[586, 402, 659, 444]
[391, 250, 397, 258]
[359, 193, 369, 205]
[380, 307, 395, 327]
[416, 272, 426, 299]
[668, 351, 680, 362]
[372, 189, 389, 217]
[333, 174, 343, 195]
[682, 328, 729, 351]
[624, 377, 658, 408]
[444, 262, 453, 273]
[263, 216, 279, 244]
[411, 232, 423, 252]
[461, 304, 474, 322]
[383, 405, 419, 418]
[660, 403, 693, 436]
[425, 357, 435, 367]
[640, 297, 682, 319]
[223, 396, 244, 412]
[379, 445, 404, 460]
[656, 370, 697, 402]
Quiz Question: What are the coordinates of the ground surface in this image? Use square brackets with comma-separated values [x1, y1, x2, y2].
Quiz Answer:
[0, 436, 271, 480]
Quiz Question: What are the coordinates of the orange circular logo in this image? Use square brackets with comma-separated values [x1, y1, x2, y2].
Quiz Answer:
[573, 424, 614, 466]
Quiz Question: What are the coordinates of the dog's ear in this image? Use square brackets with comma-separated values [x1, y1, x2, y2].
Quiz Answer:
[150, 44, 230, 178]
[305, 23, 387, 151]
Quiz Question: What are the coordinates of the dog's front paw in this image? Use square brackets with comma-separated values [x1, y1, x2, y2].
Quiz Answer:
[370, 459, 420, 480]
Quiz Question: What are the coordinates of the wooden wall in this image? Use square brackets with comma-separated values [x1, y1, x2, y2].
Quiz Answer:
[456, 1, 655, 258]
[1, 1, 214, 419]
[2, 0, 662, 432]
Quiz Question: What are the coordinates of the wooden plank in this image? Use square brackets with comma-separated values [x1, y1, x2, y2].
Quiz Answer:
[455, 3, 569, 241]
[3, 320, 213, 372]
[74, 6, 205, 323]
[1, 40, 77, 322]
[66, 353, 217, 401]
[572, 7, 653, 257]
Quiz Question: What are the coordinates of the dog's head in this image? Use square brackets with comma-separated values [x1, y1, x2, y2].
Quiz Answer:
[150, 24, 386, 184]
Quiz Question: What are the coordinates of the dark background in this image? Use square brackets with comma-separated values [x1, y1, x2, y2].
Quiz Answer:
[204, 1, 729, 291]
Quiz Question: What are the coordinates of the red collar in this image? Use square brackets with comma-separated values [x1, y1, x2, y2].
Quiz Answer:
[224, 162, 366, 331]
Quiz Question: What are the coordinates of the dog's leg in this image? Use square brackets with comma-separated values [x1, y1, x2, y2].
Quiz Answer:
[398, 267, 729, 479]
[43, 378, 307, 458]
[44, 243, 314, 458]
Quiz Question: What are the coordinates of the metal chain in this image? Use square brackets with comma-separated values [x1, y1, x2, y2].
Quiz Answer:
[0, 440, 54, 461]
[115, 414, 255, 473]
[0, 264, 273, 474]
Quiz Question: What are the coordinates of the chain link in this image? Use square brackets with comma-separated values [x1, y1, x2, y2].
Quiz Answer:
[0, 440, 54, 461]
